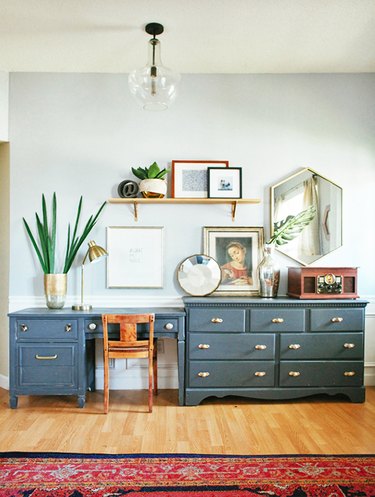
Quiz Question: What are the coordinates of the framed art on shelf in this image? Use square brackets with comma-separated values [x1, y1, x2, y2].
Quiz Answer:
[106, 226, 163, 288]
[171, 160, 229, 198]
[203, 226, 264, 296]
[208, 167, 242, 199]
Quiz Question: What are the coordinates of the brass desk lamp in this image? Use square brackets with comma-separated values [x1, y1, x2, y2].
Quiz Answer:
[72, 240, 108, 311]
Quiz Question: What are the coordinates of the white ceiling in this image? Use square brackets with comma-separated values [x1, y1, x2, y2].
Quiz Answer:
[0, 0, 374, 74]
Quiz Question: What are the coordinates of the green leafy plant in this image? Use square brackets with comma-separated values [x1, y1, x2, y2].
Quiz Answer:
[268, 205, 316, 246]
[131, 161, 169, 180]
[23, 193, 106, 274]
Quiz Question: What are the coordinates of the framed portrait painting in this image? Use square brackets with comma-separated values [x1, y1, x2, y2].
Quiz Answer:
[171, 160, 229, 198]
[203, 226, 264, 296]
[106, 226, 163, 288]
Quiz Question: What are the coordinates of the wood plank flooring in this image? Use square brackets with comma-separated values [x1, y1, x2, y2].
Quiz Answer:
[0, 387, 374, 454]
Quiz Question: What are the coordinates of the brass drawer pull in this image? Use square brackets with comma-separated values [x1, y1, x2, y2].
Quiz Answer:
[35, 354, 58, 360]
[255, 344, 267, 350]
[211, 317, 223, 324]
[20, 324, 28, 332]
[288, 344, 301, 350]
[331, 317, 344, 323]
[288, 371, 301, 377]
[272, 318, 284, 324]
[164, 322, 174, 330]
[65, 324, 72, 332]
[197, 371, 210, 378]
[343, 343, 355, 349]
[198, 344, 210, 349]
[254, 371, 266, 377]
[344, 371, 356, 377]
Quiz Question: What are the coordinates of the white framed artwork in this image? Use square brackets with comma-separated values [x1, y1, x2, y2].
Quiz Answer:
[106, 226, 164, 288]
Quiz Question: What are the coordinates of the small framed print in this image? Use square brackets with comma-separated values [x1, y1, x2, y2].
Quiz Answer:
[171, 160, 229, 198]
[208, 167, 242, 199]
[106, 226, 163, 288]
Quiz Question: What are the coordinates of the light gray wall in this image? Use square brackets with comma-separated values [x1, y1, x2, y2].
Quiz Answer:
[0, 71, 9, 141]
[9, 73, 375, 302]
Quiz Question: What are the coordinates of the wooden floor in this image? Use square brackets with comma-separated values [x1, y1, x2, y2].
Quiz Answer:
[1, 387, 374, 455]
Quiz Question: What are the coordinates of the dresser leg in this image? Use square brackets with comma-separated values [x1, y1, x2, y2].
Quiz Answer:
[77, 395, 85, 408]
[9, 395, 18, 409]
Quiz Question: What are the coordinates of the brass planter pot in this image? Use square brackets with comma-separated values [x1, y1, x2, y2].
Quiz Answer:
[44, 273, 67, 309]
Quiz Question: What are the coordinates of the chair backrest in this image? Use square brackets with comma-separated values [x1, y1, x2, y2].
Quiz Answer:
[102, 313, 155, 352]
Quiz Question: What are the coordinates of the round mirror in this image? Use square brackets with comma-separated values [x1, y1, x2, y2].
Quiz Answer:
[177, 254, 221, 296]
[271, 168, 342, 265]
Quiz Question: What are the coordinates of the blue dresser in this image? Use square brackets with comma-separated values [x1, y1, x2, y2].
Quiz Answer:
[184, 297, 367, 406]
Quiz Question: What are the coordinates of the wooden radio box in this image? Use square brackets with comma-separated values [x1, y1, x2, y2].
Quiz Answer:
[288, 267, 358, 299]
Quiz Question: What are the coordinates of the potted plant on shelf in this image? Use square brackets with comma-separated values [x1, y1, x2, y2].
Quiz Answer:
[259, 205, 316, 298]
[131, 161, 169, 198]
[23, 193, 106, 309]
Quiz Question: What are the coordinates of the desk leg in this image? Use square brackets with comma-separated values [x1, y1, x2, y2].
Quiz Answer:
[86, 338, 96, 392]
[177, 339, 185, 406]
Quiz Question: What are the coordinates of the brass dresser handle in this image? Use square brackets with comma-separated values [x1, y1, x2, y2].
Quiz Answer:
[211, 318, 223, 324]
[331, 317, 344, 323]
[344, 371, 356, 377]
[288, 344, 301, 350]
[254, 371, 266, 377]
[288, 371, 301, 377]
[198, 344, 210, 349]
[255, 344, 267, 350]
[35, 354, 58, 360]
[65, 324, 72, 332]
[272, 318, 284, 324]
[197, 372, 210, 378]
[343, 343, 355, 349]
[20, 324, 28, 332]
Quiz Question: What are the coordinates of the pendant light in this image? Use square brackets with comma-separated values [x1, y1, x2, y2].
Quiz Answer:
[128, 22, 181, 111]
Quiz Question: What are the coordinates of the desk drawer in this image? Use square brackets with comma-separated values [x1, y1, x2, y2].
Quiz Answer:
[15, 319, 78, 340]
[280, 333, 363, 359]
[279, 361, 363, 387]
[84, 318, 179, 335]
[188, 361, 276, 387]
[18, 344, 76, 367]
[310, 309, 364, 332]
[188, 308, 246, 332]
[189, 333, 275, 360]
[250, 309, 305, 332]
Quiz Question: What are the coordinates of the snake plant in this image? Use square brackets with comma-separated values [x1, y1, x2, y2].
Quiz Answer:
[23, 193, 106, 274]
[268, 205, 316, 246]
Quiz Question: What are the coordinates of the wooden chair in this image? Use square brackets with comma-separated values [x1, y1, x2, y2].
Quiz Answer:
[102, 313, 157, 413]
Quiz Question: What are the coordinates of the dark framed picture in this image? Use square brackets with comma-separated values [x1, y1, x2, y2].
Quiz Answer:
[208, 167, 242, 199]
[171, 160, 229, 198]
[203, 226, 264, 296]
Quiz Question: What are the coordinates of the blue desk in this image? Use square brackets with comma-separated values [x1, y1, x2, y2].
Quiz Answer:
[8, 307, 186, 408]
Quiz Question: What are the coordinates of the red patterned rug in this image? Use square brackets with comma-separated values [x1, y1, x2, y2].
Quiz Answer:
[0, 452, 374, 497]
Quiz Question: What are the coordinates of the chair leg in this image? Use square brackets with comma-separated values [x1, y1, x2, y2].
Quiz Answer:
[103, 351, 109, 414]
[148, 352, 153, 413]
[153, 339, 158, 395]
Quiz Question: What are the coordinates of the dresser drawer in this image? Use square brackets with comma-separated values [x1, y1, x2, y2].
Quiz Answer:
[15, 319, 78, 340]
[188, 333, 275, 360]
[250, 309, 305, 332]
[310, 308, 364, 332]
[188, 308, 246, 332]
[280, 333, 364, 359]
[279, 361, 363, 387]
[18, 344, 76, 367]
[85, 317, 180, 335]
[19, 366, 77, 387]
[188, 361, 276, 387]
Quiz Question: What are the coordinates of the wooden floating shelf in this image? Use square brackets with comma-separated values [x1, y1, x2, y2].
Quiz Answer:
[107, 198, 261, 221]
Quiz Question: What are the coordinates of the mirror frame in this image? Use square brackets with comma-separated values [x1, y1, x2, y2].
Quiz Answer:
[270, 167, 343, 266]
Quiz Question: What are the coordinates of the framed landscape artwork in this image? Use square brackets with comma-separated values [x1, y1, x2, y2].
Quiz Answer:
[203, 226, 264, 296]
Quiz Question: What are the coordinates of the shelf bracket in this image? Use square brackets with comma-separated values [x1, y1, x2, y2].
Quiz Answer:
[133, 201, 139, 221]
[231, 201, 238, 221]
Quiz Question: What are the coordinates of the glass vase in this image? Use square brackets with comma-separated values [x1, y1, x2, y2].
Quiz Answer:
[258, 244, 280, 298]
[44, 273, 67, 309]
